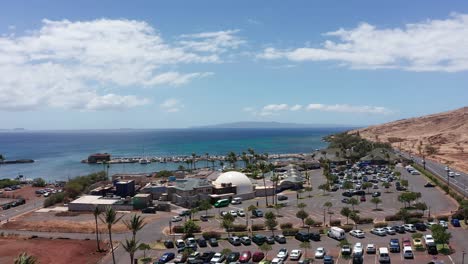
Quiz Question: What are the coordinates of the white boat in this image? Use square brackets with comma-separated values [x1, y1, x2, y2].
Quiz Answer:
[139, 158, 151, 164]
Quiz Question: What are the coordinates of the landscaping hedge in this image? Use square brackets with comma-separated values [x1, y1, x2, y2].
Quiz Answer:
[172, 226, 184, 233]
[202, 231, 221, 239]
[385, 214, 401, 221]
[374, 222, 388, 228]
[280, 223, 293, 229]
[330, 219, 341, 226]
[356, 217, 373, 224]
[282, 228, 299, 236]
[231, 224, 247, 232]
[339, 225, 354, 232]
[252, 224, 265, 231]
[436, 215, 449, 221]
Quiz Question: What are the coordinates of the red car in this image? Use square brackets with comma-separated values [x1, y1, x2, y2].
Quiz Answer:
[239, 251, 252, 263]
[360, 195, 366, 202]
[252, 252, 265, 262]
[402, 237, 411, 247]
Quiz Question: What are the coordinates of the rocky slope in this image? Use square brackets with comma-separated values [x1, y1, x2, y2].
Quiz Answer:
[352, 107, 468, 172]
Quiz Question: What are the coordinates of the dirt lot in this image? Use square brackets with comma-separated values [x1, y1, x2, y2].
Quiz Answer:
[0, 236, 106, 264]
[0, 185, 45, 201]
[2, 210, 166, 233]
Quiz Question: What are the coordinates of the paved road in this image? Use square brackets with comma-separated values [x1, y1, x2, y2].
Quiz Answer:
[0, 198, 44, 224]
[396, 150, 468, 198]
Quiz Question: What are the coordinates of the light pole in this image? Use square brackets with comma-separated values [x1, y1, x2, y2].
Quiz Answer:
[462, 250, 466, 264]
[422, 156, 426, 170]
[446, 166, 450, 194]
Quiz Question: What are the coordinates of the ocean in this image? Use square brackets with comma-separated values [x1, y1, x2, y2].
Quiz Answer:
[0, 128, 347, 181]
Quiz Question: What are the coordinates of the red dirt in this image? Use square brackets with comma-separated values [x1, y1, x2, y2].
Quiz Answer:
[0, 185, 45, 202]
[0, 236, 106, 264]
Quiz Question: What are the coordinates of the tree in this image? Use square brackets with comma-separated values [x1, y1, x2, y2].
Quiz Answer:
[248, 205, 257, 212]
[371, 197, 382, 210]
[32, 178, 46, 187]
[259, 243, 272, 260]
[431, 224, 451, 247]
[397, 208, 410, 224]
[122, 237, 139, 264]
[398, 192, 419, 208]
[318, 183, 330, 193]
[124, 214, 146, 241]
[340, 207, 352, 225]
[298, 203, 307, 209]
[414, 202, 428, 216]
[264, 211, 278, 235]
[400, 179, 409, 188]
[93, 206, 102, 252]
[221, 214, 235, 236]
[305, 218, 315, 233]
[100, 206, 124, 264]
[342, 181, 354, 190]
[362, 182, 372, 194]
[258, 162, 269, 206]
[424, 144, 438, 157]
[348, 198, 359, 211]
[14, 252, 37, 264]
[349, 212, 360, 226]
[299, 241, 311, 258]
[183, 220, 200, 237]
[198, 200, 212, 216]
[323, 201, 332, 213]
[192, 153, 197, 170]
[296, 210, 309, 227]
[304, 186, 313, 198]
[138, 243, 151, 259]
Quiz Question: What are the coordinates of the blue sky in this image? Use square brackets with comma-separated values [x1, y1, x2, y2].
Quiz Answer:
[0, 0, 467, 129]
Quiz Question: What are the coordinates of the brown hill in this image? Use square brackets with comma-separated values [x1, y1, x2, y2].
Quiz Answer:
[352, 107, 468, 172]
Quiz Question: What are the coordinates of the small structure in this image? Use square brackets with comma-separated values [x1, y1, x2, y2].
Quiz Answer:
[132, 193, 152, 209]
[360, 148, 398, 165]
[68, 195, 133, 212]
[112, 173, 151, 185]
[87, 153, 111, 164]
[115, 180, 135, 197]
[140, 182, 167, 200]
[167, 178, 213, 208]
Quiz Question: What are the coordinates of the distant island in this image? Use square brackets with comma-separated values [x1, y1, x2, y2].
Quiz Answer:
[193, 121, 356, 129]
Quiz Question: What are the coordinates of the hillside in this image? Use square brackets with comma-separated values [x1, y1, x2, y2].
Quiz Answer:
[352, 107, 468, 172]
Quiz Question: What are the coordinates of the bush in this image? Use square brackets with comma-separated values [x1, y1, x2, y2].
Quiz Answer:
[280, 223, 293, 229]
[339, 225, 354, 232]
[374, 222, 388, 228]
[0, 179, 20, 189]
[231, 224, 247, 232]
[406, 218, 421, 224]
[427, 217, 434, 222]
[252, 224, 265, 231]
[412, 233, 423, 239]
[43, 192, 66, 207]
[202, 231, 220, 240]
[330, 219, 341, 226]
[408, 212, 423, 218]
[451, 210, 463, 220]
[356, 217, 373, 224]
[172, 225, 184, 233]
[385, 214, 401, 222]
[32, 178, 47, 187]
[282, 228, 299, 236]
[314, 221, 323, 227]
[233, 232, 248, 237]
[436, 215, 449, 221]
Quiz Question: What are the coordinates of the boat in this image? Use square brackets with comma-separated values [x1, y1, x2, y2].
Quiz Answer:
[139, 158, 151, 164]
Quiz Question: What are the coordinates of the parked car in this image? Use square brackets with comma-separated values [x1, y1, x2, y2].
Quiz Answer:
[227, 252, 240, 263]
[341, 198, 350, 203]
[378, 247, 390, 264]
[229, 210, 238, 217]
[308, 232, 321, 241]
[414, 222, 427, 231]
[174, 253, 188, 263]
[383, 227, 396, 235]
[424, 182, 436, 187]
[412, 238, 423, 248]
[252, 252, 265, 262]
[360, 195, 366, 202]
[241, 236, 252, 245]
[210, 253, 225, 263]
[402, 237, 411, 247]
[271, 258, 284, 264]
[200, 215, 208, 221]
[142, 206, 156, 214]
[252, 209, 264, 217]
[208, 238, 218, 247]
[439, 220, 448, 229]
[350, 229, 365, 238]
[237, 209, 246, 217]
[172, 216, 183, 222]
[371, 228, 387, 236]
[274, 235, 286, 244]
[187, 252, 201, 262]
[197, 238, 207, 247]
[341, 245, 351, 256]
[200, 251, 216, 263]
[353, 242, 363, 256]
[175, 239, 185, 248]
[239, 251, 252, 263]
[277, 195, 288, 201]
[389, 238, 400, 253]
[424, 234, 435, 244]
[295, 231, 309, 242]
[323, 255, 334, 264]
[352, 254, 363, 264]
[159, 252, 175, 263]
[252, 234, 267, 245]
[163, 240, 174, 248]
[392, 225, 405, 234]
[289, 249, 302, 260]
[403, 224, 416, 232]
[314, 247, 326, 259]
[228, 236, 241, 246]
[277, 248, 288, 260]
[451, 218, 461, 227]
[403, 246, 414, 259]
[427, 242, 438, 255]
[266, 235, 275, 244]
[366, 244, 376, 254]
[372, 192, 381, 197]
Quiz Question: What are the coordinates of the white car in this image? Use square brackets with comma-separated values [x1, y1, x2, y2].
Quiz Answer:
[229, 210, 237, 217]
[439, 220, 448, 229]
[314, 247, 326, 259]
[290, 249, 302, 260]
[371, 228, 387, 236]
[171, 216, 182, 222]
[350, 229, 365, 238]
[210, 253, 225, 264]
[353, 242, 363, 255]
[366, 244, 377, 254]
[383, 227, 396, 235]
[277, 248, 288, 260]
[424, 234, 435, 244]
[271, 258, 284, 264]
[403, 246, 414, 259]
[403, 224, 416, 232]
[237, 209, 245, 217]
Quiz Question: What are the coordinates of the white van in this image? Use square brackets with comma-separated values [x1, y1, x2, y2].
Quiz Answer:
[378, 247, 390, 263]
[327, 227, 346, 240]
[231, 197, 242, 204]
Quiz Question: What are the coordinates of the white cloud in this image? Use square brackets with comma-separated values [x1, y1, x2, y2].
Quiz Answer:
[179, 29, 245, 53]
[258, 13, 468, 72]
[263, 104, 289, 111]
[160, 98, 183, 113]
[290, 104, 302, 111]
[0, 19, 237, 111]
[306, 103, 392, 114]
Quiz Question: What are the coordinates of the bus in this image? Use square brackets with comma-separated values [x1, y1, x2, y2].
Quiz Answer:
[214, 198, 230, 208]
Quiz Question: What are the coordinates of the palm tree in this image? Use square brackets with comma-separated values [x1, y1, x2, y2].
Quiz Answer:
[205, 153, 209, 168]
[323, 201, 332, 213]
[122, 237, 139, 264]
[14, 252, 37, 264]
[219, 161, 224, 171]
[192, 153, 197, 170]
[258, 162, 269, 206]
[93, 206, 102, 252]
[100, 206, 124, 264]
[124, 214, 146, 240]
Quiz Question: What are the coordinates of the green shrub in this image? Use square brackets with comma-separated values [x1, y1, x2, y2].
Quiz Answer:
[233, 232, 248, 237]
[374, 222, 388, 228]
[0, 179, 20, 189]
[385, 214, 401, 221]
[436, 215, 449, 221]
[252, 224, 265, 231]
[282, 228, 299, 236]
[231, 224, 247, 232]
[280, 223, 293, 229]
[412, 233, 423, 238]
[330, 219, 341, 226]
[339, 225, 354, 232]
[408, 212, 423, 218]
[356, 217, 373, 224]
[172, 225, 184, 233]
[451, 210, 463, 220]
[32, 178, 47, 187]
[407, 218, 421, 224]
[427, 217, 434, 222]
[43, 192, 66, 207]
[202, 231, 220, 239]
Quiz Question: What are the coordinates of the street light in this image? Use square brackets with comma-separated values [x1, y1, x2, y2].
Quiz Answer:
[462, 250, 466, 264]
[446, 166, 450, 193]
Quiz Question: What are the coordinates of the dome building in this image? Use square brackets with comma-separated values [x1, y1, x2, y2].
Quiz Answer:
[212, 171, 255, 200]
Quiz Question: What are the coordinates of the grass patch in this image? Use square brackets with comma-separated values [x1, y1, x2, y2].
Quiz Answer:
[149, 242, 166, 250]
[436, 244, 452, 255]
[138, 257, 154, 264]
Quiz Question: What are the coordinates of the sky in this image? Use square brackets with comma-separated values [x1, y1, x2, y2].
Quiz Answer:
[0, 0, 467, 129]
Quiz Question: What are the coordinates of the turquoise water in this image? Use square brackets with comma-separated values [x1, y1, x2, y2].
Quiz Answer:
[0, 128, 347, 181]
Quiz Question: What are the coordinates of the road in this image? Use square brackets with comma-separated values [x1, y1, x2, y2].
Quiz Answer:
[396, 150, 468, 198]
[0, 198, 45, 224]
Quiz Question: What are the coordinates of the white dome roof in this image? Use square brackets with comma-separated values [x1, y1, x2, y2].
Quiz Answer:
[214, 171, 253, 194]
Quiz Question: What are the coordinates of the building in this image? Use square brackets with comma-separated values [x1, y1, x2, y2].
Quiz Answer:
[140, 182, 168, 200]
[87, 153, 111, 164]
[112, 173, 152, 185]
[212, 171, 256, 200]
[68, 195, 133, 211]
[132, 193, 152, 209]
[167, 178, 213, 208]
[115, 180, 135, 197]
